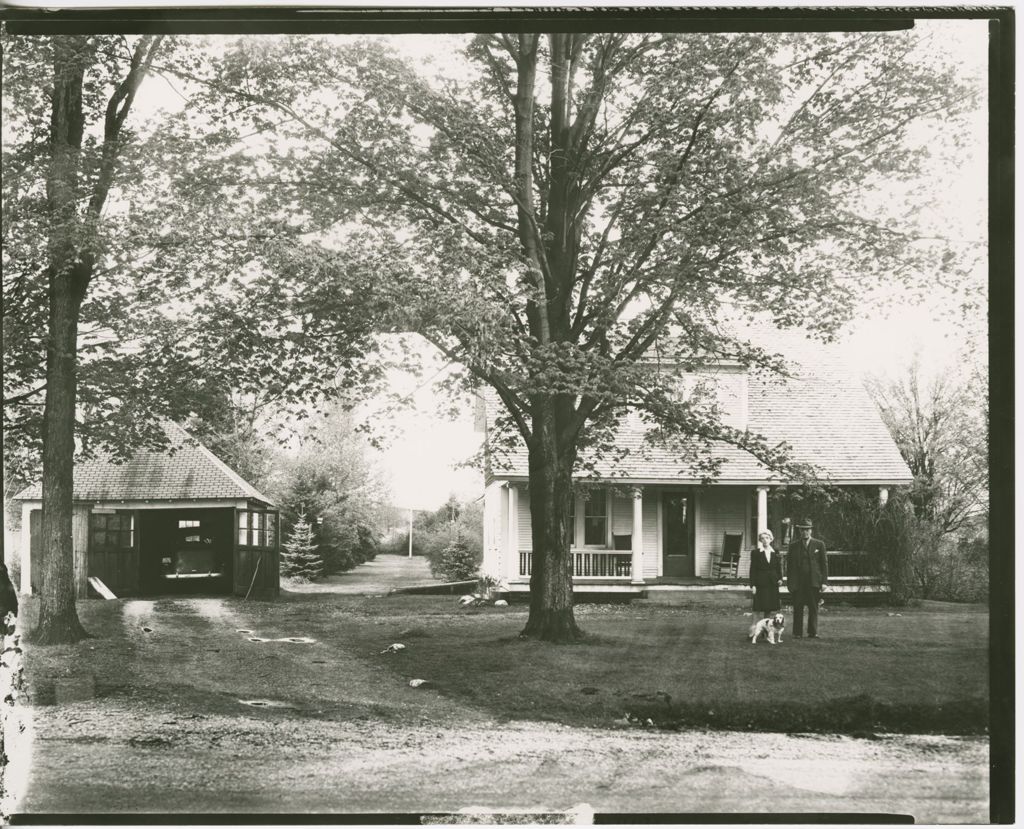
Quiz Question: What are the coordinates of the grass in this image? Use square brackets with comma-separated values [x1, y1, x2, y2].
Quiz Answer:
[327, 594, 989, 735]
[18, 592, 988, 736]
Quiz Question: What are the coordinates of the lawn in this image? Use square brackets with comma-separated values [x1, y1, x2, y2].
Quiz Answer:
[327, 595, 989, 735]
[18, 592, 988, 736]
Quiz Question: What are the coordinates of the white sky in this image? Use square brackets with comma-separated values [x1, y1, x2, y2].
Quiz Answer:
[124, 21, 989, 510]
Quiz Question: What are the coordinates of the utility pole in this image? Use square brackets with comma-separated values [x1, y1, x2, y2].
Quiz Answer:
[408, 508, 413, 558]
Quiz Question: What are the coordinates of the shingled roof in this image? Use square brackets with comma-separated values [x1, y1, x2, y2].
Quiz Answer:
[482, 328, 913, 485]
[14, 421, 274, 504]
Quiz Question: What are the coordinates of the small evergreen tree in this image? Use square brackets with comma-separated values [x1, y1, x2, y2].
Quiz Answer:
[281, 514, 322, 582]
[431, 537, 480, 583]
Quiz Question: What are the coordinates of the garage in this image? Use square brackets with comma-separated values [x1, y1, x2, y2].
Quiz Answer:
[15, 422, 279, 599]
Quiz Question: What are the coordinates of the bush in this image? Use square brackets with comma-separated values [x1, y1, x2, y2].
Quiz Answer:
[319, 520, 379, 575]
[380, 498, 483, 574]
[431, 538, 481, 582]
[774, 487, 988, 605]
[859, 494, 988, 604]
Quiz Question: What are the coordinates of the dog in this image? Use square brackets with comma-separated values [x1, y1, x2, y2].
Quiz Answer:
[749, 612, 786, 645]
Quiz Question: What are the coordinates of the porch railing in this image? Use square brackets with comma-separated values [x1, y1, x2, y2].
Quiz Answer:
[518, 550, 633, 578]
[780, 551, 876, 579]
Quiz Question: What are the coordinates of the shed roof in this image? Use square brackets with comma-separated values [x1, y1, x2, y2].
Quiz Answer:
[14, 421, 275, 505]
[483, 327, 913, 485]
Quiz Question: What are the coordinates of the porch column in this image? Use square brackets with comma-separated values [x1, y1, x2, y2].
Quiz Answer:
[756, 486, 769, 536]
[878, 487, 889, 507]
[506, 484, 519, 581]
[631, 488, 645, 584]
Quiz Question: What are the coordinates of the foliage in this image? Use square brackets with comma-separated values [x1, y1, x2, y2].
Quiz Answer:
[864, 495, 988, 605]
[866, 358, 988, 536]
[3, 34, 392, 642]
[433, 538, 480, 583]
[769, 482, 986, 604]
[271, 406, 388, 576]
[204, 30, 977, 640]
[280, 514, 322, 581]
[383, 496, 483, 575]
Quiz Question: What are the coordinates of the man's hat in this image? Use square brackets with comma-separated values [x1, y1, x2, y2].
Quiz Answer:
[796, 518, 813, 529]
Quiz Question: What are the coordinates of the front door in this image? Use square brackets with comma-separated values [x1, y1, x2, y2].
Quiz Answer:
[662, 492, 695, 577]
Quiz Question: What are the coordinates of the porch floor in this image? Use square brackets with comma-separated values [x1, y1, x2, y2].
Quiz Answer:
[504, 578, 888, 596]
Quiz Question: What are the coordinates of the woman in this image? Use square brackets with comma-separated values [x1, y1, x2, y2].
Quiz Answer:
[749, 529, 783, 618]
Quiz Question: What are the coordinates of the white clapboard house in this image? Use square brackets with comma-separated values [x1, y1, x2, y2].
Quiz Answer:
[477, 329, 913, 596]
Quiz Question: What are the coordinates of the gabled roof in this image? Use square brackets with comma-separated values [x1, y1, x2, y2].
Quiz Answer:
[482, 327, 913, 485]
[14, 421, 275, 505]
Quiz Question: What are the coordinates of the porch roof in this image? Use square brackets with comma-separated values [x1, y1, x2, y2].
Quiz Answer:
[482, 328, 914, 485]
[14, 421, 275, 505]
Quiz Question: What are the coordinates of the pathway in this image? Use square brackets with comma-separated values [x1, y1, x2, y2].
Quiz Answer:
[283, 553, 442, 596]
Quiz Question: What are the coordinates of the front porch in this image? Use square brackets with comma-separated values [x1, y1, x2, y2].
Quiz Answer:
[493, 480, 888, 588]
[513, 549, 882, 588]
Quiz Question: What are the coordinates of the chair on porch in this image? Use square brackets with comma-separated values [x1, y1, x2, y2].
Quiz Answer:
[712, 532, 743, 579]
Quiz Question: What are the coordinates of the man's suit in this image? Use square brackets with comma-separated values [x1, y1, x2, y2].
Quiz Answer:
[786, 535, 828, 637]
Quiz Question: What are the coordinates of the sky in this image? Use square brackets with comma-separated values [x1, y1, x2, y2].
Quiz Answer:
[122, 20, 989, 511]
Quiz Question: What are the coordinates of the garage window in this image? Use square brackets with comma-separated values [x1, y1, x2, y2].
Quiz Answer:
[238, 510, 277, 549]
[90, 512, 134, 551]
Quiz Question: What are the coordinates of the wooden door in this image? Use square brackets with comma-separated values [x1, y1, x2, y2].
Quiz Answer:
[662, 492, 695, 577]
[88, 511, 140, 596]
[233, 508, 279, 598]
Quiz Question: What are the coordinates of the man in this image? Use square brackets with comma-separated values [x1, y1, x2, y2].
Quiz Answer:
[786, 519, 828, 638]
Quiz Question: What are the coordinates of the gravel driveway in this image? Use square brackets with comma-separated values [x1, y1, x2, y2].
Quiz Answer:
[4, 594, 988, 822]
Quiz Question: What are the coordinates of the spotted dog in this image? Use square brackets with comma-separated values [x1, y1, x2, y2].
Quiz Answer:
[749, 612, 786, 645]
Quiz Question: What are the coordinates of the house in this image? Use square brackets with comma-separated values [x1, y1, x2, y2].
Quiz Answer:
[13, 421, 280, 599]
[478, 329, 913, 595]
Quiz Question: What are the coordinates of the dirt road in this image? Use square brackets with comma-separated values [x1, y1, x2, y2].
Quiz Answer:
[6, 595, 988, 822]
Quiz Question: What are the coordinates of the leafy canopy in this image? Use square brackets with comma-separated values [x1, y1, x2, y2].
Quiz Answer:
[202, 30, 974, 478]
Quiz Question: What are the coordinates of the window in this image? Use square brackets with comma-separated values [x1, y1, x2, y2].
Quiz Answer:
[89, 512, 134, 551]
[178, 519, 200, 528]
[583, 494, 607, 546]
[567, 497, 576, 547]
[238, 510, 277, 549]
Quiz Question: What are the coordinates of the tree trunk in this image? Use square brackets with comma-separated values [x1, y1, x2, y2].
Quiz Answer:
[31, 267, 89, 644]
[521, 403, 581, 642]
[29, 38, 93, 645]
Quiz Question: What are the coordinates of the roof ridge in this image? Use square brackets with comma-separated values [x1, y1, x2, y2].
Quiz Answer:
[167, 421, 275, 506]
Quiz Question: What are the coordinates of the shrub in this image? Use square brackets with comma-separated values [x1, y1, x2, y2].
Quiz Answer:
[319, 520, 380, 574]
[860, 494, 988, 604]
[431, 538, 481, 582]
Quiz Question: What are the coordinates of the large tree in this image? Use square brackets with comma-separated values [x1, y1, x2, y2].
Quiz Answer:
[9, 35, 165, 642]
[204, 30, 974, 640]
[867, 358, 987, 536]
[2, 33, 383, 643]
